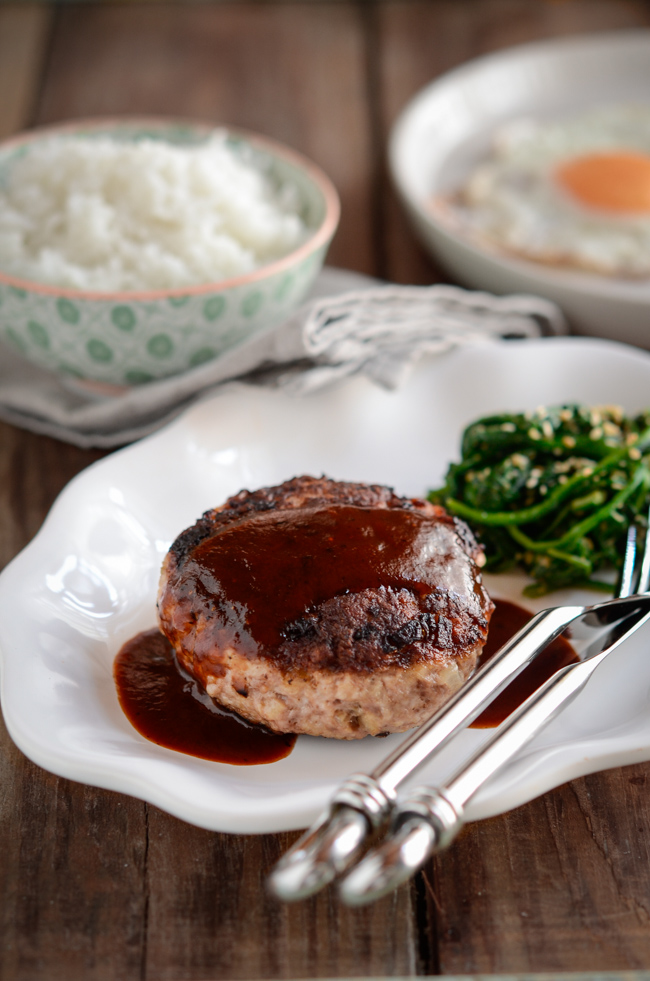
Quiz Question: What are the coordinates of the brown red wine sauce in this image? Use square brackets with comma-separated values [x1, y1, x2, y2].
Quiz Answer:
[114, 629, 296, 765]
[113, 599, 576, 762]
[471, 598, 578, 728]
[171, 504, 483, 660]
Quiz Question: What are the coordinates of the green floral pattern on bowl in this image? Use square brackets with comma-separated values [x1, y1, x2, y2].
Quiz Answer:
[0, 251, 326, 384]
[0, 121, 338, 386]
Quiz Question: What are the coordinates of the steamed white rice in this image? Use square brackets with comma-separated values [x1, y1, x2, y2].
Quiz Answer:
[0, 131, 308, 291]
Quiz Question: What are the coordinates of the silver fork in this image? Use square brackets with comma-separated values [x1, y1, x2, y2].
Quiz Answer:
[338, 521, 650, 905]
[268, 518, 650, 904]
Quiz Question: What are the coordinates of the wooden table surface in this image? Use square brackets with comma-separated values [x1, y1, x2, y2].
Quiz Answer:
[3, 2, 650, 979]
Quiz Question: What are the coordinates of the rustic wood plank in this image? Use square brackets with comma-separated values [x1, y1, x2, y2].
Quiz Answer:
[143, 815, 419, 980]
[0, 4, 53, 140]
[428, 764, 650, 974]
[376, 0, 650, 285]
[0, 737, 148, 981]
[0, 423, 104, 572]
[35, 2, 377, 276]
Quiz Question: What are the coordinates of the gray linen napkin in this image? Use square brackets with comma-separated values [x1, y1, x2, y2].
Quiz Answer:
[0, 267, 567, 448]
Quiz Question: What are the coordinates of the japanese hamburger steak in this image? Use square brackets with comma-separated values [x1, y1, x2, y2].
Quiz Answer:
[157, 476, 494, 739]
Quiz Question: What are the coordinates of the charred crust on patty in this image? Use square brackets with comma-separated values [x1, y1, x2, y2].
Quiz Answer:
[276, 585, 488, 673]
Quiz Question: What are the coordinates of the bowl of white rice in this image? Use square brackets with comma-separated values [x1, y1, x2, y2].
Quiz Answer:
[0, 118, 339, 387]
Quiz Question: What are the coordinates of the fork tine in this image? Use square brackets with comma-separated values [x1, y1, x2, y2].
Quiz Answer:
[635, 505, 650, 595]
[617, 524, 638, 598]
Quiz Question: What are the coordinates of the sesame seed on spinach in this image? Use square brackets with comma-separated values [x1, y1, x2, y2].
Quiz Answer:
[428, 404, 650, 597]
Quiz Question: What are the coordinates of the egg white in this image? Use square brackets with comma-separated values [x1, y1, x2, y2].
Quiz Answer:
[449, 105, 650, 278]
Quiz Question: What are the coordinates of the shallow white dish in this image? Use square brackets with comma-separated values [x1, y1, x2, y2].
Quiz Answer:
[389, 31, 650, 348]
[2, 337, 650, 834]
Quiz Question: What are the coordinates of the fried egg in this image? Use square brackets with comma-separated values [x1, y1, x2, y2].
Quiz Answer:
[447, 105, 650, 278]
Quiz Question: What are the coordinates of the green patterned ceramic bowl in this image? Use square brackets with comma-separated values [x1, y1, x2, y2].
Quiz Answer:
[0, 119, 340, 388]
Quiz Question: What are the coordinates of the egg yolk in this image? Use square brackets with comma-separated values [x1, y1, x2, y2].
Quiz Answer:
[555, 151, 650, 214]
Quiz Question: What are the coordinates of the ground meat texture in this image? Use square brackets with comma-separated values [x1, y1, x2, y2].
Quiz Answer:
[157, 475, 494, 739]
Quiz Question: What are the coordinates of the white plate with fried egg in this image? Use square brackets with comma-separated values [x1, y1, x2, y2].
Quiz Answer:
[390, 31, 650, 348]
[1, 336, 650, 833]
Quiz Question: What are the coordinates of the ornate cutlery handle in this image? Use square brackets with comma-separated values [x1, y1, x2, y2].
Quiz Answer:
[268, 605, 582, 901]
[340, 596, 650, 905]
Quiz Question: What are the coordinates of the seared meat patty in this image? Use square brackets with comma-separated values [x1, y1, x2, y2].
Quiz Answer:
[157, 476, 494, 739]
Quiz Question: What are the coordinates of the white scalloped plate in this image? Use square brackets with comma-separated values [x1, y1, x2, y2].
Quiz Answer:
[2, 337, 650, 833]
